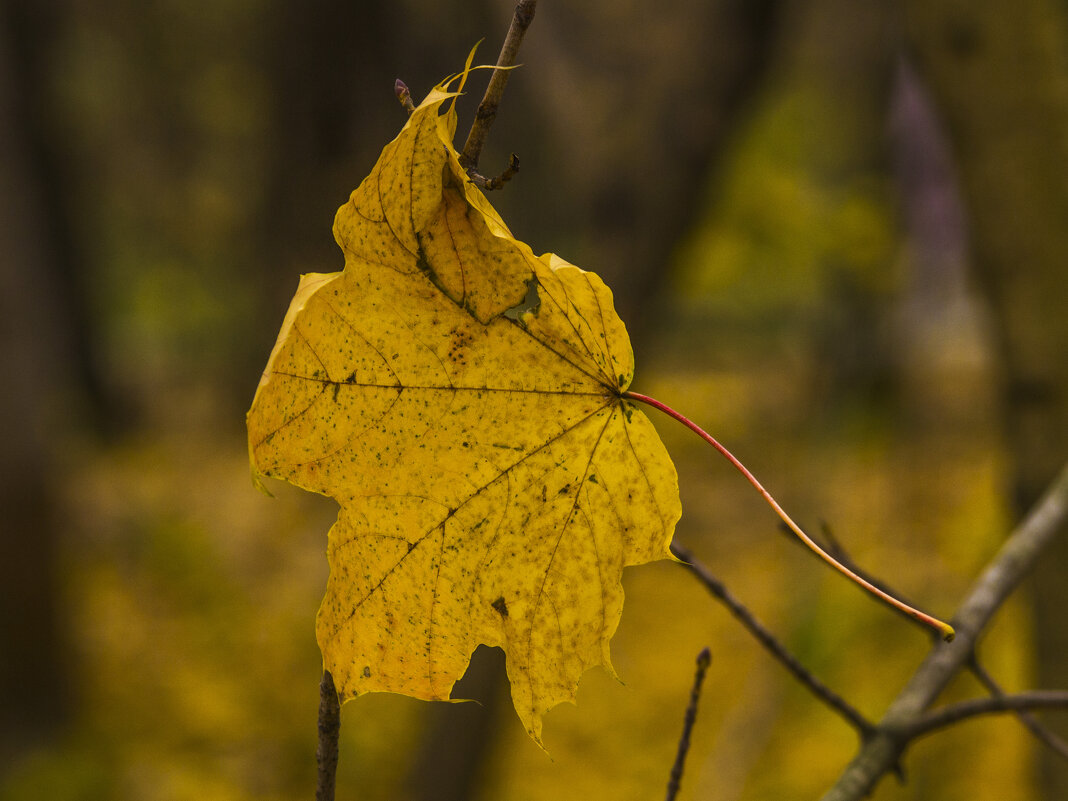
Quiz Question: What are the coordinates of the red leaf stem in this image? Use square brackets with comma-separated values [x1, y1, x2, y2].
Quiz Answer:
[623, 391, 955, 642]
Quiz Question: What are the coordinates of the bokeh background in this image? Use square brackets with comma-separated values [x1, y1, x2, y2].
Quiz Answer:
[2, 0, 1066, 799]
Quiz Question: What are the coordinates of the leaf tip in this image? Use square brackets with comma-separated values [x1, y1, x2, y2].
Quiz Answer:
[249, 466, 274, 498]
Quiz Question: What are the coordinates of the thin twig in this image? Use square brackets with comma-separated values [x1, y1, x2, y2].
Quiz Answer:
[316, 670, 341, 801]
[468, 153, 520, 191]
[666, 647, 713, 801]
[898, 691, 1068, 740]
[459, 0, 537, 172]
[671, 541, 875, 738]
[822, 461, 1068, 801]
[968, 656, 1068, 761]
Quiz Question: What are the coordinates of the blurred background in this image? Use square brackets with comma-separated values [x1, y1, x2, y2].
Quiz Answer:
[2, 0, 1066, 798]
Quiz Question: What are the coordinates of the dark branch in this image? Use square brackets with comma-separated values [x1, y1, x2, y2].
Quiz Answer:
[459, 0, 537, 173]
[967, 657, 1068, 761]
[899, 691, 1068, 740]
[316, 670, 341, 801]
[670, 541, 875, 737]
[468, 153, 520, 191]
[665, 648, 712, 801]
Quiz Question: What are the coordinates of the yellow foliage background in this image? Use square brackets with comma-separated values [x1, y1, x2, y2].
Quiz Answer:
[2, 1, 1063, 800]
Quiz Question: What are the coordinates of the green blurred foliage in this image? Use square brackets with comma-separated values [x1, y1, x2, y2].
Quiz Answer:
[674, 86, 897, 320]
[2, 0, 1061, 798]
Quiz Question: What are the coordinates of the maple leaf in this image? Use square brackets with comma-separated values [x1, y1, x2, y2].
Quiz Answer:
[247, 70, 680, 744]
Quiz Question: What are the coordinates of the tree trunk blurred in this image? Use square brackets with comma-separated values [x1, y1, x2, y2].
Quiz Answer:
[782, 0, 901, 401]
[517, 0, 781, 339]
[904, 0, 1068, 793]
[0, 0, 86, 766]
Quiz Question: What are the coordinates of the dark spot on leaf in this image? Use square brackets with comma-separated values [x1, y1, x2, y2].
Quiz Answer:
[492, 596, 509, 617]
[415, 242, 432, 275]
[406, 541, 415, 553]
[362, 666, 371, 678]
[588, 474, 598, 484]
[332, 383, 341, 402]
[618, 374, 626, 386]
[558, 484, 571, 495]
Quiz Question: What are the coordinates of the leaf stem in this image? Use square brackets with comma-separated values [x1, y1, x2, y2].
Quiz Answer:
[623, 391, 956, 642]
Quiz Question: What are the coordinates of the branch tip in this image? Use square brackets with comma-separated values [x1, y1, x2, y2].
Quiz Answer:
[395, 78, 415, 115]
[665, 646, 713, 801]
[697, 646, 712, 670]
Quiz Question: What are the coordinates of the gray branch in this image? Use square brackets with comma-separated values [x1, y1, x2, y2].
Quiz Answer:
[821, 461, 1068, 801]
[899, 690, 1068, 740]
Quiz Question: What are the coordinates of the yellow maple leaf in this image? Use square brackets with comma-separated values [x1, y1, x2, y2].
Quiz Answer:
[247, 71, 681, 744]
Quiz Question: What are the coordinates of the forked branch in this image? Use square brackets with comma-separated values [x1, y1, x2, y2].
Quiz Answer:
[968, 655, 1068, 760]
[822, 461, 1068, 801]
[788, 521, 1068, 758]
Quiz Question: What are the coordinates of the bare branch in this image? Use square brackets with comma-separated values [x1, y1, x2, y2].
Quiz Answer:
[316, 670, 341, 801]
[821, 461, 1068, 801]
[467, 153, 520, 191]
[459, 0, 537, 172]
[665, 647, 713, 801]
[968, 657, 1068, 761]
[671, 542, 874, 737]
[899, 691, 1068, 739]
[790, 521, 1068, 759]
